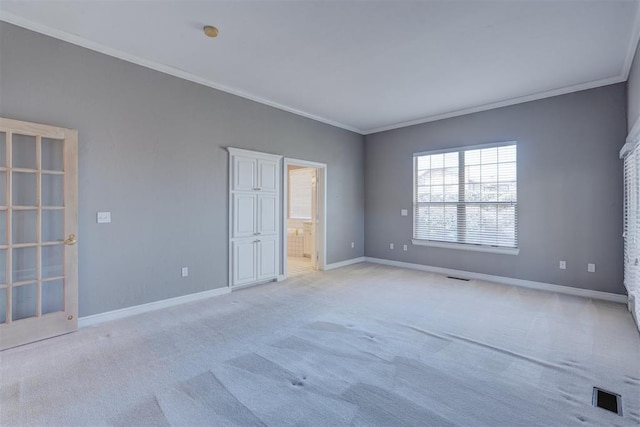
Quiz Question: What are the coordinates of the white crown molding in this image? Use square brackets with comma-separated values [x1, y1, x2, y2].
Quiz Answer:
[2, 9, 637, 137]
[366, 2, 640, 135]
[227, 146, 283, 160]
[78, 286, 230, 328]
[0, 12, 364, 135]
[364, 257, 628, 304]
[364, 75, 627, 135]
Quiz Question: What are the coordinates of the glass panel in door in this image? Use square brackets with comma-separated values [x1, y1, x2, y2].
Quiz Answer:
[0, 118, 78, 350]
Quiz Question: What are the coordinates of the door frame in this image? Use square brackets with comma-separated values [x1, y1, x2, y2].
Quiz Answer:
[0, 117, 78, 350]
[282, 158, 327, 278]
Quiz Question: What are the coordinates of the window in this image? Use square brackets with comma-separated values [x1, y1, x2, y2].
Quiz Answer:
[621, 139, 640, 327]
[413, 142, 518, 254]
[289, 168, 313, 219]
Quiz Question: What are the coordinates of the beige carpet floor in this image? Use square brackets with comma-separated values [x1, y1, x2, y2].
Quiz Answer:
[1, 262, 639, 426]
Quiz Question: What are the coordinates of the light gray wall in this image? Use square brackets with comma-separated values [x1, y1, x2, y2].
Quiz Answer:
[365, 84, 627, 295]
[628, 41, 640, 132]
[0, 23, 365, 316]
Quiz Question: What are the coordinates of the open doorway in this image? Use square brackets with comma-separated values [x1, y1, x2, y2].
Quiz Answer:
[283, 158, 326, 278]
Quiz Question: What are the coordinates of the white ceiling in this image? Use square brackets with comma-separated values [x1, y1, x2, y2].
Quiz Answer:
[1, 1, 639, 134]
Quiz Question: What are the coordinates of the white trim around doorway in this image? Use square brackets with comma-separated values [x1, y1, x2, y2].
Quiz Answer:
[282, 158, 328, 279]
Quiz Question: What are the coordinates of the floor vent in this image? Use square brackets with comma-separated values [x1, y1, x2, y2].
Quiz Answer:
[447, 276, 470, 281]
[592, 387, 622, 416]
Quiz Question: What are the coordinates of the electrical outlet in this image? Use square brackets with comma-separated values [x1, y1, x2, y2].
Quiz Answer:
[559, 261, 566, 270]
[401, 209, 408, 216]
[403, 244, 408, 251]
[97, 211, 111, 223]
[389, 243, 394, 250]
[351, 242, 354, 248]
[181, 267, 189, 277]
[588, 263, 596, 273]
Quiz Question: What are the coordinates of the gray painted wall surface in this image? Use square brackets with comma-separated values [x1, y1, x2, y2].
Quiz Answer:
[628, 41, 640, 132]
[365, 84, 627, 294]
[0, 23, 365, 316]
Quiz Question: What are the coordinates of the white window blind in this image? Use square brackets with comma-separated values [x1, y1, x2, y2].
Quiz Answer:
[623, 144, 640, 327]
[289, 169, 313, 220]
[414, 143, 517, 249]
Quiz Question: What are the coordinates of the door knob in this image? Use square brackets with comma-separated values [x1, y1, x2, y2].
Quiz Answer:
[64, 234, 77, 245]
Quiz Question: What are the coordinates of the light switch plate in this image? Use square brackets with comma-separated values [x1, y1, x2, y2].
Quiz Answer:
[401, 209, 408, 216]
[181, 267, 189, 277]
[97, 212, 111, 223]
[588, 263, 596, 273]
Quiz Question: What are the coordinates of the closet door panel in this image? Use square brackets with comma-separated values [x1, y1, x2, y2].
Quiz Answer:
[257, 236, 277, 280]
[233, 156, 256, 191]
[233, 194, 256, 238]
[257, 194, 277, 236]
[233, 239, 257, 285]
[257, 159, 278, 192]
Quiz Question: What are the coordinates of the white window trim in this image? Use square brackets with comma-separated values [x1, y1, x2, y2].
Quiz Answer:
[413, 140, 516, 157]
[413, 141, 518, 254]
[411, 239, 520, 255]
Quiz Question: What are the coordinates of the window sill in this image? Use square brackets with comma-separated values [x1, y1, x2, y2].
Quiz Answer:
[411, 239, 520, 255]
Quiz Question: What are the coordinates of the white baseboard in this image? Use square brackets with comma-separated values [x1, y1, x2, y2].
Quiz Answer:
[324, 257, 366, 271]
[78, 286, 231, 328]
[364, 257, 628, 304]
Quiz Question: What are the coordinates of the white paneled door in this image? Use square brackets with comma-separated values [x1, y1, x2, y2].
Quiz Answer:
[233, 193, 256, 238]
[257, 159, 278, 192]
[0, 118, 78, 351]
[233, 155, 256, 192]
[228, 148, 281, 288]
[232, 239, 257, 286]
[257, 236, 278, 280]
[257, 194, 277, 235]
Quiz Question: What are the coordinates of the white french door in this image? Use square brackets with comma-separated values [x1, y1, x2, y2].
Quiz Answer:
[0, 118, 78, 350]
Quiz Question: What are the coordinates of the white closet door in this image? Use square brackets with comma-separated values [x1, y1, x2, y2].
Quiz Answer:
[233, 194, 256, 238]
[257, 236, 277, 280]
[257, 159, 278, 192]
[257, 194, 277, 236]
[233, 239, 257, 285]
[233, 156, 256, 191]
[228, 147, 281, 288]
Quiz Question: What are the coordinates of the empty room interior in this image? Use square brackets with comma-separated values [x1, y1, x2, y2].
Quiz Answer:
[1, 1, 640, 425]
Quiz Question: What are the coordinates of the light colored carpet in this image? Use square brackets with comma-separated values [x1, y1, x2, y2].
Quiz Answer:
[1, 262, 639, 426]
